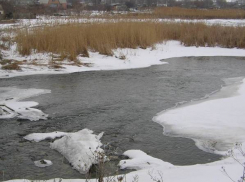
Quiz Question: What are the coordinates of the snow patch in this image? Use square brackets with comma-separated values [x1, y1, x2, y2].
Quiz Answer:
[119, 150, 173, 170]
[24, 131, 67, 142]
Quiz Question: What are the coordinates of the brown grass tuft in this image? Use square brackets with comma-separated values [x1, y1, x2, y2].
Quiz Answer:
[1, 61, 21, 70]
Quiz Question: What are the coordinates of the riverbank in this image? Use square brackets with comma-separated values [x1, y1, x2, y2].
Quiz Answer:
[1, 41, 245, 78]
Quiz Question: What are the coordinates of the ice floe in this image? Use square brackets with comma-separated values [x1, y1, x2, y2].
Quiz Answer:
[24, 129, 105, 174]
[34, 159, 53, 168]
[154, 77, 245, 154]
[0, 87, 50, 121]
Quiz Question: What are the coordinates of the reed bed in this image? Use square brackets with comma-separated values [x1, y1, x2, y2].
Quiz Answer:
[15, 22, 245, 61]
[82, 7, 245, 20]
[153, 7, 245, 19]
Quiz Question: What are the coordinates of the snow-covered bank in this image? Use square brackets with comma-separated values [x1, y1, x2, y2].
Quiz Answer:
[154, 77, 245, 155]
[2, 16, 245, 30]
[24, 129, 105, 174]
[0, 87, 50, 121]
[117, 148, 245, 182]
[1, 41, 245, 78]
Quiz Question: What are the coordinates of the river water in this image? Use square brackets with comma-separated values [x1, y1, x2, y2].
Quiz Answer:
[0, 56, 245, 180]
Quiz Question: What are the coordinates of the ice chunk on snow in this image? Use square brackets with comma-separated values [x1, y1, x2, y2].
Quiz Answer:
[154, 77, 245, 154]
[34, 159, 53, 168]
[0, 87, 50, 121]
[119, 150, 173, 170]
[24, 131, 67, 142]
[50, 129, 105, 174]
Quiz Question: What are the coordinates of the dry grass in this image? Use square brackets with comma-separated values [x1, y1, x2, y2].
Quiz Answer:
[153, 7, 245, 19]
[15, 22, 245, 61]
[1, 60, 21, 70]
[80, 7, 245, 20]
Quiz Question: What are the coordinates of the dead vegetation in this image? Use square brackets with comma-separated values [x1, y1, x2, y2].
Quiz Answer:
[0, 60, 21, 70]
[153, 7, 245, 19]
[78, 7, 245, 20]
[15, 22, 245, 61]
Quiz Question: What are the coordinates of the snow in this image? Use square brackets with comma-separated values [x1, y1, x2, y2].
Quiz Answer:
[1, 41, 245, 79]
[117, 148, 245, 182]
[119, 150, 173, 170]
[1, 16, 245, 30]
[34, 159, 53, 168]
[0, 87, 50, 121]
[153, 77, 245, 155]
[50, 129, 105, 174]
[24, 131, 67, 142]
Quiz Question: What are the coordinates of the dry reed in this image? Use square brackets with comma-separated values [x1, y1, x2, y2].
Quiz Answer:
[153, 7, 245, 19]
[84, 7, 245, 20]
[15, 22, 245, 61]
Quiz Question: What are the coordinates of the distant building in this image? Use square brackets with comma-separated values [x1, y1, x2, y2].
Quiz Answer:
[39, 0, 68, 9]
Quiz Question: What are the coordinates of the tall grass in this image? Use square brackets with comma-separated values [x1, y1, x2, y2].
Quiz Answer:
[86, 7, 245, 19]
[15, 22, 245, 61]
[153, 7, 245, 19]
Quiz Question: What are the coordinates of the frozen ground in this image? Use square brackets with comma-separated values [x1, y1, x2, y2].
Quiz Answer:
[1, 41, 245, 78]
[5, 77, 245, 182]
[0, 87, 50, 121]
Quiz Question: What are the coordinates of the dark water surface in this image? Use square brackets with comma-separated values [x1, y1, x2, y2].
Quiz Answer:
[0, 56, 245, 180]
